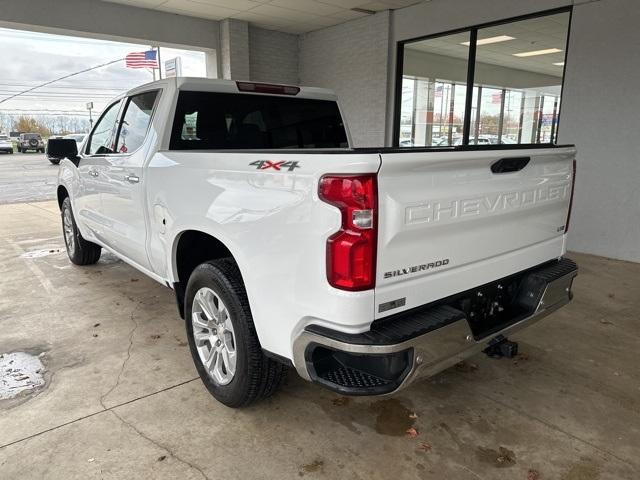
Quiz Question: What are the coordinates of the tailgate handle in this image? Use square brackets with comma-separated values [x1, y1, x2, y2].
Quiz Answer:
[491, 156, 530, 174]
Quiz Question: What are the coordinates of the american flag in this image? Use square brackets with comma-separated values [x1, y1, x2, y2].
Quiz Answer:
[125, 50, 158, 69]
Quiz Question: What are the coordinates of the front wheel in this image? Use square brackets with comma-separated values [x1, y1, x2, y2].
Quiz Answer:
[61, 197, 101, 265]
[185, 259, 286, 408]
[49, 158, 61, 165]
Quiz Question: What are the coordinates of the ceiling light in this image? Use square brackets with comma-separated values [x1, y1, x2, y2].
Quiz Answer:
[513, 48, 563, 57]
[461, 35, 515, 46]
[553, 62, 565, 66]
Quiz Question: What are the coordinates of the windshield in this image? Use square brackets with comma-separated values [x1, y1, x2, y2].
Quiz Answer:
[0, 136, 9, 141]
[170, 91, 348, 150]
[23, 134, 41, 140]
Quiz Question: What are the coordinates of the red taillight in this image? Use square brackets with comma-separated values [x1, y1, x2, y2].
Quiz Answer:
[236, 81, 300, 95]
[319, 174, 377, 291]
[565, 158, 577, 232]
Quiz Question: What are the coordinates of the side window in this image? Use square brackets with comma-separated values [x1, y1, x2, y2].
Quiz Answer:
[116, 91, 159, 154]
[87, 100, 122, 155]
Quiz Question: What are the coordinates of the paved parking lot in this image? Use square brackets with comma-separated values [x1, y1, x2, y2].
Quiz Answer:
[0, 200, 639, 479]
[0, 153, 58, 204]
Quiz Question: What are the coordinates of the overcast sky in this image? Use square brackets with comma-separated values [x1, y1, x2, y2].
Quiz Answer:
[0, 27, 207, 118]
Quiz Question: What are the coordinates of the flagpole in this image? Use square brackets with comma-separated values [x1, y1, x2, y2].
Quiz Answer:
[156, 46, 163, 79]
[149, 46, 157, 81]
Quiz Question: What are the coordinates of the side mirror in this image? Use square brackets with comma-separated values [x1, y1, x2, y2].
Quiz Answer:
[47, 138, 79, 164]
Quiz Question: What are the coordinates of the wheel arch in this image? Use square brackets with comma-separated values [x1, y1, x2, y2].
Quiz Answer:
[57, 185, 69, 210]
[171, 229, 244, 319]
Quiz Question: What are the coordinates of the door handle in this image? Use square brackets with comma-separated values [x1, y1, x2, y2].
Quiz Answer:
[125, 174, 140, 184]
[88, 170, 99, 177]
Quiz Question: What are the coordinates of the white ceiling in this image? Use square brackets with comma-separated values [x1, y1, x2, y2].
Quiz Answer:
[406, 12, 570, 77]
[102, 0, 423, 34]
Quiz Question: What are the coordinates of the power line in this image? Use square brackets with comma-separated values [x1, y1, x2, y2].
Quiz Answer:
[0, 112, 94, 117]
[0, 57, 125, 106]
[0, 108, 95, 113]
[0, 83, 127, 91]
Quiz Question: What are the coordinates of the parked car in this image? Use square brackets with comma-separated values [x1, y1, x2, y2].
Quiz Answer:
[0, 135, 13, 154]
[17, 133, 45, 153]
[66, 133, 86, 143]
[47, 133, 86, 164]
[454, 135, 518, 146]
[52, 78, 578, 408]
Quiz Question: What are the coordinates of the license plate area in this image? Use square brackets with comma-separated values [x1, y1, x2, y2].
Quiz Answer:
[454, 273, 534, 340]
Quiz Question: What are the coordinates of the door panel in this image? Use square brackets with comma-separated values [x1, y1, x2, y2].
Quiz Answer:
[75, 156, 109, 238]
[74, 99, 123, 239]
[99, 91, 159, 269]
[100, 153, 148, 266]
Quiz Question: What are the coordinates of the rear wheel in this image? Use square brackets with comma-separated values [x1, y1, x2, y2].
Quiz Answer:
[185, 259, 286, 407]
[61, 197, 101, 265]
[49, 158, 61, 165]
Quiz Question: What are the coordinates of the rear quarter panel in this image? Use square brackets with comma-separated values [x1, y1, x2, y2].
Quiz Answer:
[145, 151, 380, 359]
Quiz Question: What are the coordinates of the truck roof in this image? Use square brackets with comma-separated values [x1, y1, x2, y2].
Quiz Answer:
[126, 77, 338, 102]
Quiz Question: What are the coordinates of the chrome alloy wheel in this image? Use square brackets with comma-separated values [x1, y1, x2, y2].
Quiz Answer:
[192, 287, 237, 385]
[63, 207, 75, 255]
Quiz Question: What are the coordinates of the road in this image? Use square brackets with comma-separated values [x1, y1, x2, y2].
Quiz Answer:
[0, 152, 59, 204]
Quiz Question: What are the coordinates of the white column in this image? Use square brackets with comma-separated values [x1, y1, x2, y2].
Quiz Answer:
[219, 19, 250, 80]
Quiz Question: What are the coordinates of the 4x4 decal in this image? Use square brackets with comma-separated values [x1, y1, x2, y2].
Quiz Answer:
[249, 160, 300, 171]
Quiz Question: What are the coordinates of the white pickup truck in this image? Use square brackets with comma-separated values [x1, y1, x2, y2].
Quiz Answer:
[51, 77, 578, 407]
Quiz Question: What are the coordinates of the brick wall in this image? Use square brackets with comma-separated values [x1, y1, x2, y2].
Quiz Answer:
[298, 12, 391, 147]
[249, 27, 299, 85]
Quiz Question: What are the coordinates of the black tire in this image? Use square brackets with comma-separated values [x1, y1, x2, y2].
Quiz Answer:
[185, 259, 286, 408]
[61, 197, 101, 265]
[49, 158, 61, 165]
[39, 148, 45, 153]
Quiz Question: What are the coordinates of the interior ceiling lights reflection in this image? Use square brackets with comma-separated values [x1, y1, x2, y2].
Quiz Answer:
[513, 48, 563, 57]
[553, 62, 565, 66]
[461, 35, 515, 46]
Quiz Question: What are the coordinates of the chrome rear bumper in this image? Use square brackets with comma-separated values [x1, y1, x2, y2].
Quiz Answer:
[293, 258, 577, 395]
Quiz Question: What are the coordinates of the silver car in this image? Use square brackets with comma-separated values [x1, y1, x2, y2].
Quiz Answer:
[0, 135, 13, 154]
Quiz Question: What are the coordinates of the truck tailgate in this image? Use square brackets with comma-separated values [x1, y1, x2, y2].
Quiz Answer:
[375, 146, 575, 319]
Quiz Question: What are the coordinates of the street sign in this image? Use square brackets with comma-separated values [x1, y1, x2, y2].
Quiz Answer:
[165, 57, 182, 78]
[86, 102, 93, 110]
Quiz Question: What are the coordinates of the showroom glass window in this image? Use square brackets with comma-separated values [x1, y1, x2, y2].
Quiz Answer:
[116, 91, 159, 154]
[395, 9, 570, 147]
[87, 100, 122, 155]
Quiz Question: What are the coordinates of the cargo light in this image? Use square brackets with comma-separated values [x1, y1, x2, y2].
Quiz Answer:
[236, 81, 300, 95]
[319, 174, 377, 291]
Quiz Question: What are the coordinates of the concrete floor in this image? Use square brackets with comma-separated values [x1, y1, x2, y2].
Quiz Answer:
[0, 200, 639, 480]
[0, 153, 58, 204]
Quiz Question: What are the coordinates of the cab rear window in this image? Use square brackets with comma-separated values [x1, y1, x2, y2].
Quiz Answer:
[169, 91, 348, 150]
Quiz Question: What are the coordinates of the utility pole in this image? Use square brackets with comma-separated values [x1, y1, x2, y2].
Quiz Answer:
[86, 102, 93, 129]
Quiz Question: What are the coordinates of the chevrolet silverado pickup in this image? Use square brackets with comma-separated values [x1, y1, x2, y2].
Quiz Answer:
[52, 77, 578, 407]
